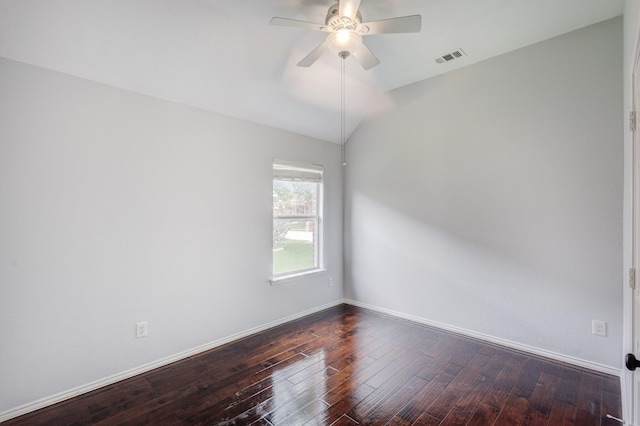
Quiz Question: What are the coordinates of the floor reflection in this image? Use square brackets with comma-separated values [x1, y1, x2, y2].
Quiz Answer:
[267, 350, 328, 424]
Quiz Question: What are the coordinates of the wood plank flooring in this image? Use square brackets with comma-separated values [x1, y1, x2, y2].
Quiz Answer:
[3, 304, 622, 425]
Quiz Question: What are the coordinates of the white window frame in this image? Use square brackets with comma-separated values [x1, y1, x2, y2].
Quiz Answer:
[271, 159, 324, 283]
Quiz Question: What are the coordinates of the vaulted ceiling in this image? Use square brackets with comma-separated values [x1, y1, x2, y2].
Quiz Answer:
[0, 0, 624, 143]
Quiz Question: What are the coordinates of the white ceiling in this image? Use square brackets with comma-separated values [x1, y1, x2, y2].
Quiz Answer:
[0, 0, 624, 143]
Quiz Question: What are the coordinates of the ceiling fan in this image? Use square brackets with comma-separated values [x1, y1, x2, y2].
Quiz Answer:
[270, 0, 421, 70]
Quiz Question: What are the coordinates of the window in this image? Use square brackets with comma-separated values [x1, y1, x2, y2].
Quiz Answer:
[272, 159, 323, 279]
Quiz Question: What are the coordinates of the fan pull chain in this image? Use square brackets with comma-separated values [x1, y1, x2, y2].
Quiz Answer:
[341, 54, 347, 166]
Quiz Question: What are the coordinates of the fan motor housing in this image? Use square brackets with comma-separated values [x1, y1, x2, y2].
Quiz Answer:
[325, 3, 363, 31]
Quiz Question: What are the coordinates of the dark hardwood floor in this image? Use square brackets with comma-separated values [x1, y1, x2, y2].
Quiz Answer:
[4, 304, 621, 425]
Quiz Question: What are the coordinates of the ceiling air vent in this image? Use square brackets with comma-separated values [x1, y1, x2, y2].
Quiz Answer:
[435, 49, 466, 64]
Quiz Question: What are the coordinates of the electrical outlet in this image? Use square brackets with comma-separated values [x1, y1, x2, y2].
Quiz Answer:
[136, 321, 148, 338]
[592, 320, 606, 337]
[328, 277, 333, 287]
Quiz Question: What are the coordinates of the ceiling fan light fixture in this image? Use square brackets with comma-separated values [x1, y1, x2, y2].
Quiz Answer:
[336, 28, 352, 43]
[328, 30, 361, 56]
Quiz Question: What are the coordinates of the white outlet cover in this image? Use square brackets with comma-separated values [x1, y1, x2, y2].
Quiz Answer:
[592, 320, 606, 337]
[136, 321, 148, 338]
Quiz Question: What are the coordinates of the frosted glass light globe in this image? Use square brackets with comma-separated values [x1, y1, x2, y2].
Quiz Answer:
[327, 30, 361, 56]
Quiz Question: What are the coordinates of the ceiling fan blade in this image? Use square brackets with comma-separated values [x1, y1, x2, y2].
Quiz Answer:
[339, 0, 362, 21]
[297, 41, 329, 67]
[352, 42, 380, 70]
[270, 17, 326, 32]
[361, 15, 422, 34]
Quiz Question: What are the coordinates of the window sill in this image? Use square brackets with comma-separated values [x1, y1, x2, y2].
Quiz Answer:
[270, 269, 327, 285]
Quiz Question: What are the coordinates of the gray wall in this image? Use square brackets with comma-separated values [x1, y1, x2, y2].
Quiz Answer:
[0, 58, 343, 415]
[345, 18, 623, 369]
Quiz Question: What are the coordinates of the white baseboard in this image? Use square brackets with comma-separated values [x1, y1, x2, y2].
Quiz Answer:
[343, 299, 621, 377]
[0, 299, 344, 423]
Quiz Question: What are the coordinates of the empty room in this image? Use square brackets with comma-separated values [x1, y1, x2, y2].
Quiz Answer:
[1, 0, 640, 424]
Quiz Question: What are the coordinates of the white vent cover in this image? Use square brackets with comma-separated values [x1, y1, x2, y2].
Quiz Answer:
[435, 49, 466, 64]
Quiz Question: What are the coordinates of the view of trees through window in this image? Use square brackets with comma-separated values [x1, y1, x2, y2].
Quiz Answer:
[273, 179, 319, 276]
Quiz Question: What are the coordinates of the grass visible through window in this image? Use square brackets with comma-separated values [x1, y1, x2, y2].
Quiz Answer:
[273, 240, 314, 275]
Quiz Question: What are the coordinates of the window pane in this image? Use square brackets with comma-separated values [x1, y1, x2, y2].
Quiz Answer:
[272, 159, 322, 278]
[273, 180, 317, 216]
[273, 218, 318, 275]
